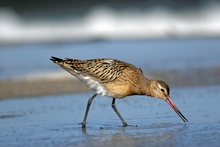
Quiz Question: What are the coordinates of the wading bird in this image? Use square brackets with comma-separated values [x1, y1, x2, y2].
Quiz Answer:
[50, 56, 188, 128]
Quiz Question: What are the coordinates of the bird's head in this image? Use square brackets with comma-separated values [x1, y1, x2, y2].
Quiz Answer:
[149, 80, 188, 123]
[151, 80, 170, 100]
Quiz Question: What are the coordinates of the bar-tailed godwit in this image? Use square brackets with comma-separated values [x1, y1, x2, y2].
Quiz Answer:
[50, 56, 188, 128]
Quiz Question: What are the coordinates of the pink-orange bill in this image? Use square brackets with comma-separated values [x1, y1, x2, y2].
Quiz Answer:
[166, 97, 188, 122]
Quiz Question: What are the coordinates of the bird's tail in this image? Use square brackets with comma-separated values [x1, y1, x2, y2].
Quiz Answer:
[50, 56, 73, 71]
[50, 56, 63, 64]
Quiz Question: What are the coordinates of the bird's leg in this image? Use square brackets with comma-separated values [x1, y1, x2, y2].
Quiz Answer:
[111, 98, 128, 127]
[80, 93, 97, 128]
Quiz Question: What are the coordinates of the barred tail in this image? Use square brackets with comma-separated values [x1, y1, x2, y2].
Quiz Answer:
[50, 56, 63, 64]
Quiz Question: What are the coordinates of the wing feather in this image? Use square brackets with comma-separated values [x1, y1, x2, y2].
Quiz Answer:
[68, 58, 127, 82]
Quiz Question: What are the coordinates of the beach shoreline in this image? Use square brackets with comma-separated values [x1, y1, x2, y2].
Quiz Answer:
[1, 65, 219, 99]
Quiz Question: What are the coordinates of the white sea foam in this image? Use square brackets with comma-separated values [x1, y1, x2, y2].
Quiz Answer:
[0, 3, 220, 44]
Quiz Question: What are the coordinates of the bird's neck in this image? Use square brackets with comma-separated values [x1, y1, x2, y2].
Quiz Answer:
[127, 77, 155, 97]
[144, 79, 156, 97]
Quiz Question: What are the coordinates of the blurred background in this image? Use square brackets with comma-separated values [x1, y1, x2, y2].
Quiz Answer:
[0, 0, 220, 44]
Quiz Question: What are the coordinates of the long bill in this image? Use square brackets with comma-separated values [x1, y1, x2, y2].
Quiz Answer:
[165, 97, 188, 122]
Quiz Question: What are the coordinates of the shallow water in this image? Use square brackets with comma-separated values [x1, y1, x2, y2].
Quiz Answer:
[0, 85, 220, 147]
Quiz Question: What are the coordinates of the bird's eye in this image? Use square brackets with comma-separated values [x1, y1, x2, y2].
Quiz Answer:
[160, 89, 165, 92]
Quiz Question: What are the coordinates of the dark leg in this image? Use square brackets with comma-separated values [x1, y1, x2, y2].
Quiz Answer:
[111, 98, 128, 127]
[80, 93, 97, 128]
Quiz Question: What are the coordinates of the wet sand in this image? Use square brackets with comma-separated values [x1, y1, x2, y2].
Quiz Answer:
[1, 85, 220, 147]
[0, 78, 88, 99]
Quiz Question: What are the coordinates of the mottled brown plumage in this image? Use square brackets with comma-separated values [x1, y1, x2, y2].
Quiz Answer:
[50, 56, 188, 128]
[60, 58, 128, 82]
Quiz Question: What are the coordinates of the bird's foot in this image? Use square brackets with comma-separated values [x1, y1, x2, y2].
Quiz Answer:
[79, 122, 86, 128]
[123, 124, 138, 127]
[122, 122, 128, 127]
